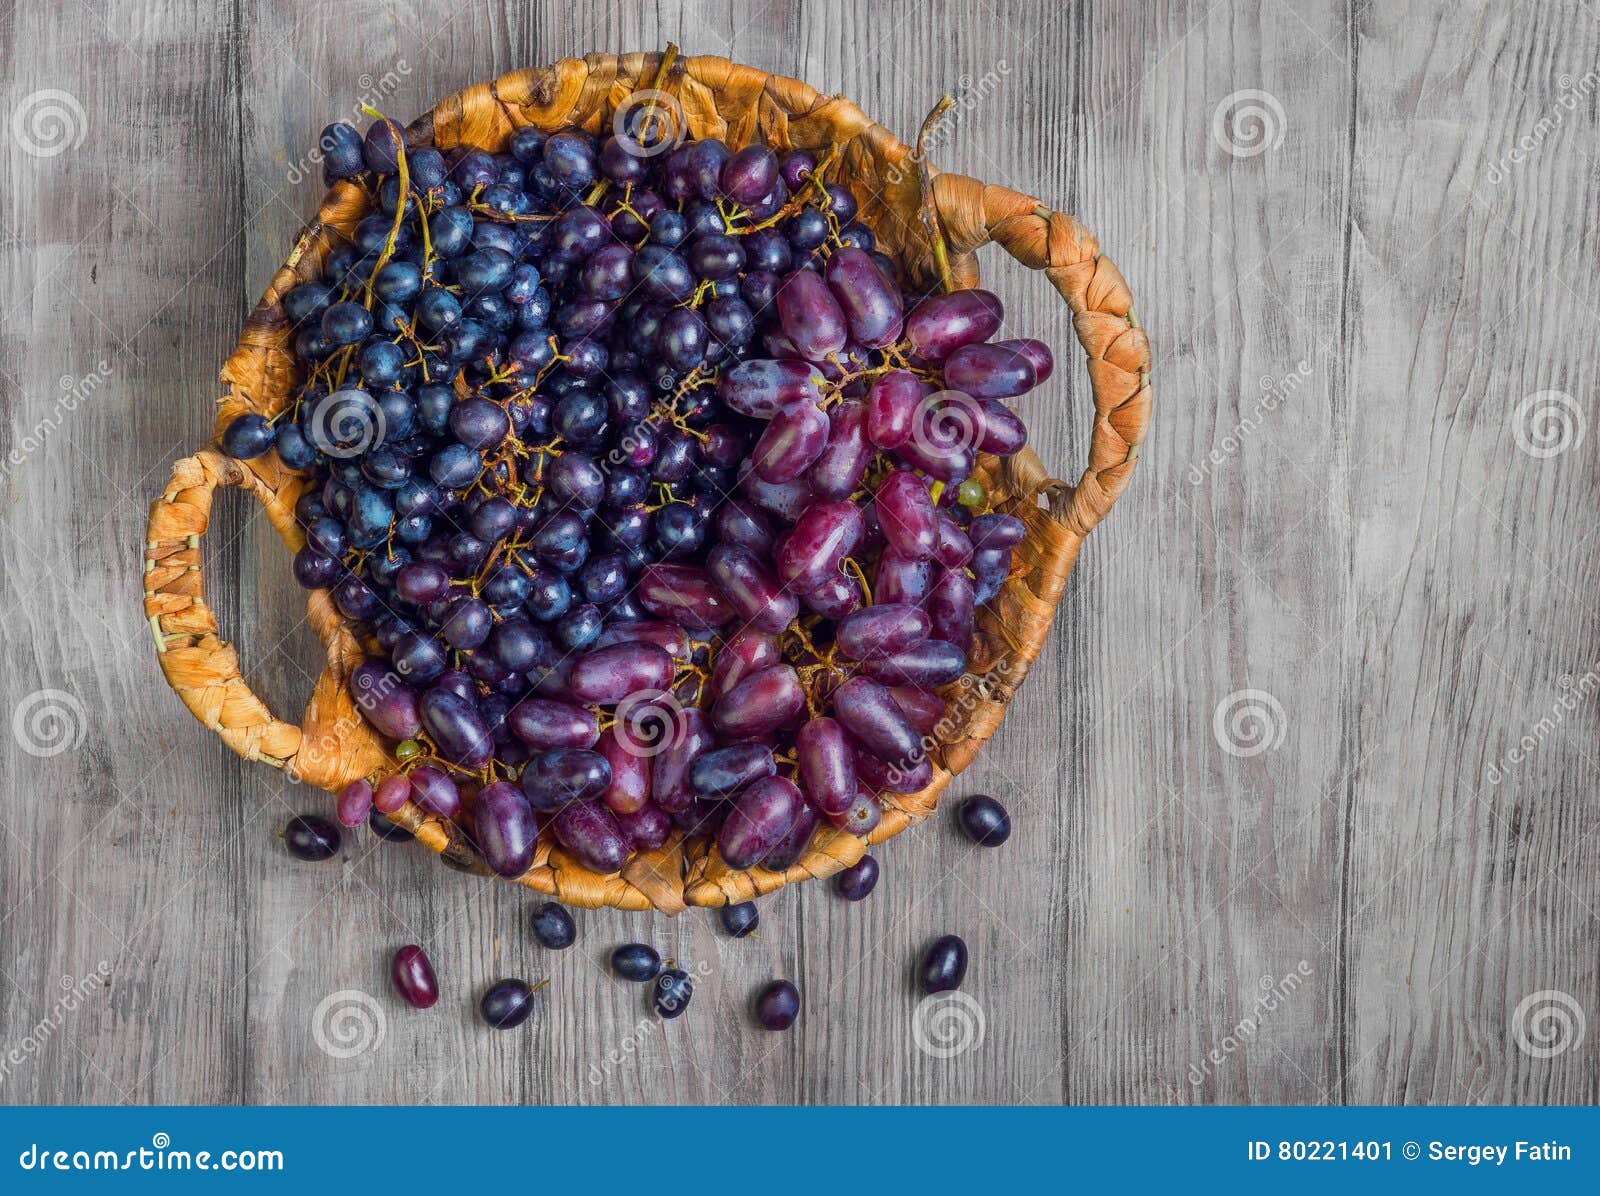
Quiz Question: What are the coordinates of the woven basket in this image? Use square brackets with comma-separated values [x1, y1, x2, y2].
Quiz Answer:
[143, 52, 1151, 913]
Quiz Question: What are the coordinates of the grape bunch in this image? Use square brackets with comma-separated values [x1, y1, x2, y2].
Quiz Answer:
[226, 108, 1051, 883]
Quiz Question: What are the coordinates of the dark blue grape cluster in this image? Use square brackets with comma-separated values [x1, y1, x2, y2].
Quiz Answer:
[231, 109, 1050, 884]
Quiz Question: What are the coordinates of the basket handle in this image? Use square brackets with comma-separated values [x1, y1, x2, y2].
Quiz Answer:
[143, 450, 385, 789]
[929, 172, 1151, 538]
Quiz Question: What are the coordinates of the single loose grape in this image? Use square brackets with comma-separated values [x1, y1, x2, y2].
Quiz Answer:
[957, 794, 1012, 846]
[719, 902, 760, 938]
[755, 980, 800, 1030]
[530, 902, 577, 949]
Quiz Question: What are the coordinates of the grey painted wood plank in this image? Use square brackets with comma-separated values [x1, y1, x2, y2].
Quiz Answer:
[0, 0, 254, 1105]
[1338, 0, 1600, 1106]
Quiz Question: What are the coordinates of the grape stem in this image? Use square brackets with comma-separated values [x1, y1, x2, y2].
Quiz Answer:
[633, 42, 681, 149]
[358, 107, 410, 306]
[914, 95, 956, 295]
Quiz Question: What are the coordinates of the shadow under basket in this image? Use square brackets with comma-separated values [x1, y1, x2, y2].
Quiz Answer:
[142, 52, 1152, 913]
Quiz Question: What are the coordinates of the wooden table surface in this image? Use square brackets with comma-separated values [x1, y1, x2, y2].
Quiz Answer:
[1, 0, 1596, 1106]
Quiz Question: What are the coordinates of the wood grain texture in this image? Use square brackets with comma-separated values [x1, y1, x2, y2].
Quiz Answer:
[0, 0, 1596, 1106]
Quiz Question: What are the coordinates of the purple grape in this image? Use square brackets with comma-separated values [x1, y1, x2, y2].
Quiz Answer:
[706, 544, 798, 634]
[717, 359, 823, 419]
[717, 775, 803, 869]
[690, 742, 777, 799]
[474, 780, 539, 878]
[741, 467, 814, 523]
[904, 289, 1003, 361]
[957, 794, 1011, 846]
[934, 513, 973, 567]
[720, 144, 779, 205]
[336, 779, 373, 828]
[349, 661, 422, 740]
[834, 855, 879, 900]
[866, 370, 920, 449]
[506, 698, 599, 751]
[612, 943, 662, 981]
[720, 900, 760, 937]
[856, 747, 932, 794]
[520, 749, 612, 810]
[650, 706, 713, 812]
[419, 687, 493, 768]
[823, 247, 903, 348]
[943, 341, 1038, 398]
[711, 664, 806, 739]
[776, 500, 864, 592]
[802, 571, 864, 619]
[831, 676, 921, 766]
[614, 802, 673, 852]
[894, 425, 974, 483]
[480, 978, 537, 1029]
[827, 789, 884, 836]
[926, 566, 976, 649]
[875, 470, 937, 560]
[597, 726, 651, 814]
[977, 399, 1028, 455]
[775, 269, 847, 361]
[861, 639, 967, 687]
[752, 399, 829, 483]
[715, 499, 778, 556]
[795, 716, 857, 816]
[875, 554, 931, 606]
[551, 801, 630, 873]
[591, 619, 692, 660]
[638, 564, 734, 630]
[919, 934, 968, 993]
[373, 772, 412, 814]
[653, 966, 693, 1018]
[836, 603, 931, 661]
[709, 629, 782, 700]
[529, 902, 577, 948]
[809, 400, 870, 500]
[284, 814, 341, 861]
[568, 642, 676, 705]
[761, 804, 819, 869]
[755, 979, 800, 1030]
[391, 945, 439, 1009]
[409, 765, 461, 818]
[969, 512, 1026, 551]
[996, 337, 1055, 384]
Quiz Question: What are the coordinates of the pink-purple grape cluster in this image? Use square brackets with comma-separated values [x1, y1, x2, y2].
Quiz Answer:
[227, 110, 1051, 884]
